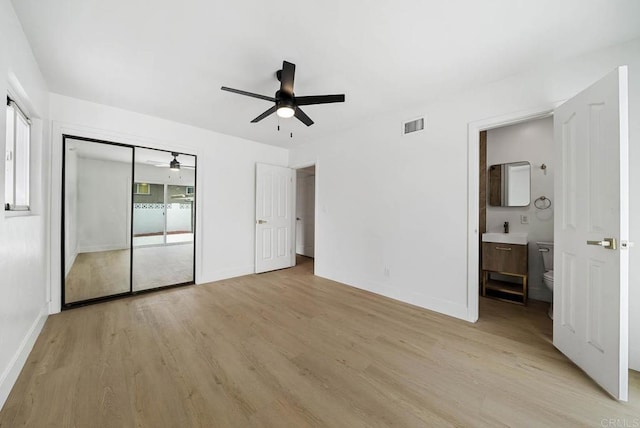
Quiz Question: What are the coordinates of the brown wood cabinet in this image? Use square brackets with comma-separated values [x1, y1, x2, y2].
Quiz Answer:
[482, 242, 528, 304]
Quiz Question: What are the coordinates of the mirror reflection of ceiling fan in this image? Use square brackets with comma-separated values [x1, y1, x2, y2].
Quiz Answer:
[146, 152, 195, 170]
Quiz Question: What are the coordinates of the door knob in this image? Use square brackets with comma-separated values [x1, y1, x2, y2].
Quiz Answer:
[586, 238, 617, 250]
[257, 219, 267, 224]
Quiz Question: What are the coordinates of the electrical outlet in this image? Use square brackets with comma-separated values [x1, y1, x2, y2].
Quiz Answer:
[521, 215, 529, 224]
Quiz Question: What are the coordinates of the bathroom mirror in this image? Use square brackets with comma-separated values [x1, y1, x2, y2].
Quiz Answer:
[488, 161, 531, 207]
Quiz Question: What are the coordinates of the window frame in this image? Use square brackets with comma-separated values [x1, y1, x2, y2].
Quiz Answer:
[5, 96, 31, 212]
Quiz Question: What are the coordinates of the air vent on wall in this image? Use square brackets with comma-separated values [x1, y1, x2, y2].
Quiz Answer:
[402, 117, 425, 135]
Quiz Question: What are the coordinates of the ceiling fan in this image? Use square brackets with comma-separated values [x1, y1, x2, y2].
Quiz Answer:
[146, 152, 195, 170]
[221, 60, 345, 126]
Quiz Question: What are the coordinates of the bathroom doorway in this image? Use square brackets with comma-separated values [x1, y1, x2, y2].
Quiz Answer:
[295, 164, 316, 271]
[468, 68, 631, 400]
[478, 116, 555, 313]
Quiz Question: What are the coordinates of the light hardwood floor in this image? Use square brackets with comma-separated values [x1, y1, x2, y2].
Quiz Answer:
[2, 257, 638, 427]
[65, 249, 130, 302]
[132, 243, 194, 291]
[65, 244, 193, 303]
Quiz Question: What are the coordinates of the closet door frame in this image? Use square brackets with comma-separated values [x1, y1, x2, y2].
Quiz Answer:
[61, 134, 197, 309]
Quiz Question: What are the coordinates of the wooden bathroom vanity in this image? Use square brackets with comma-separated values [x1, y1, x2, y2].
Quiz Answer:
[481, 236, 528, 305]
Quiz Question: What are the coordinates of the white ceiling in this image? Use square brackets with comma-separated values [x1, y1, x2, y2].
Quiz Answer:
[12, 0, 640, 148]
[68, 138, 196, 167]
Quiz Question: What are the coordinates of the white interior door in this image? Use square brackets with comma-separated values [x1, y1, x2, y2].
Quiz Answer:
[296, 171, 315, 257]
[553, 66, 629, 400]
[255, 163, 294, 273]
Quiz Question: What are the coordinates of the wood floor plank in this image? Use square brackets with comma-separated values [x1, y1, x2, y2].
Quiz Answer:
[1, 256, 638, 427]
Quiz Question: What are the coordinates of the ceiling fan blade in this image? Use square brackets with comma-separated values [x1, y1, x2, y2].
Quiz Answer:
[294, 107, 314, 127]
[280, 61, 296, 96]
[295, 94, 345, 106]
[251, 105, 277, 123]
[221, 86, 275, 102]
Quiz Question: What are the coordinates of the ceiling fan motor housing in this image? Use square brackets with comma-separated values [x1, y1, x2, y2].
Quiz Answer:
[276, 91, 296, 110]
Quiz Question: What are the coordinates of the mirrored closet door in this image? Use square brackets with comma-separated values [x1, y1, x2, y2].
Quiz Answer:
[63, 138, 133, 304]
[132, 148, 195, 291]
[62, 137, 196, 308]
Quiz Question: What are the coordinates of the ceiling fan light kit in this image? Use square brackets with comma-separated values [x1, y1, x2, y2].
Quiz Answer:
[277, 106, 295, 118]
[221, 60, 345, 127]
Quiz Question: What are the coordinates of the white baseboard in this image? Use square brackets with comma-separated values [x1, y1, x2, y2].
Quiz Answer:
[0, 305, 48, 411]
[77, 244, 129, 253]
[199, 264, 255, 284]
[315, 270, 470, 322]
[65, 250, 77, 277]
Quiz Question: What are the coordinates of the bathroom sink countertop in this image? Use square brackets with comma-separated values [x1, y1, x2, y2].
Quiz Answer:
[482, 232, 528, 245]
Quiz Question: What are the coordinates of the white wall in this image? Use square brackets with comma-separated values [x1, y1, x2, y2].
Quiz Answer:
[0, 0, 50, 410]
[64, 149, 78, 275]
[49, 93, 289, 314]
[77, 158, 131, 252]
[486, 117, 554, 302]
[289, 38, 640, 370]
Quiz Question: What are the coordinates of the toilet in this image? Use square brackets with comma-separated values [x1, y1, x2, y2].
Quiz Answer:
[536, 242, 554, 319]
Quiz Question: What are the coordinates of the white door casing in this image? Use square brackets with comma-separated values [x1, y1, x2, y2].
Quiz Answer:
[553, 66, 629, 400]
[296, 172, 315, 257]
[255, 163, 295, 273]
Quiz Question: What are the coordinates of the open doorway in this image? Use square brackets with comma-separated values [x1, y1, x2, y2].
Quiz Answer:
[476, 117, 556, 357]
[479, 116, 554, 315]
[295, 165, 315, 271]
[468, 68, 631, 401]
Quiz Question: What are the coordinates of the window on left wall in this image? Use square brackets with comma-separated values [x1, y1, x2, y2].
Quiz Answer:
[5, 96, 30, 211]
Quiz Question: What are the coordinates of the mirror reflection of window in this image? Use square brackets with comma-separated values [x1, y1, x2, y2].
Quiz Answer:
[135, 183, 151, 195]
[133, 183, 165, 246]
[132, 148, 195, 292]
